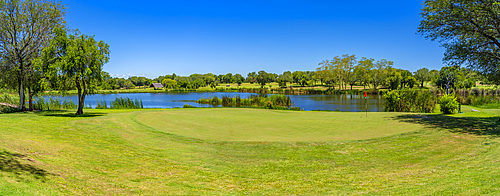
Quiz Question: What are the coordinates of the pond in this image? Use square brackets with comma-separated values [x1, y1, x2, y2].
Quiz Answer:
[44, 92, 385, 112]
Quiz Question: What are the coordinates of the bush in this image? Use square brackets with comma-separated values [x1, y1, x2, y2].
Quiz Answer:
[183, 104, 197, 108]
[439, 94, 459, 114]
[0, 93, 17, 105]
[383, 90, 437, 113]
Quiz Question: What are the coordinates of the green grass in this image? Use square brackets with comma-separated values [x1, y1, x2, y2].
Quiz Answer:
[1, 108, 500, 195]
[137, 109, 423, 141]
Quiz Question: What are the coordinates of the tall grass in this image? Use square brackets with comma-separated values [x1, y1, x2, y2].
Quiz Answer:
[197, 94, 296, 110]
[453, 88, 500, 108]
[110, 97, 144, 109]
[95, 100, 108, 109]
[33, 97, 77, 110]
[0, 93, 18, 105]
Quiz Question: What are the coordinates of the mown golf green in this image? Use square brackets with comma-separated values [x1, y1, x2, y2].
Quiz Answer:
[1, 108, 500, 195]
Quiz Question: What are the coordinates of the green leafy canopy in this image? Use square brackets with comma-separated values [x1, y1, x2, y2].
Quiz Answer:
[418, 0, 500, 83]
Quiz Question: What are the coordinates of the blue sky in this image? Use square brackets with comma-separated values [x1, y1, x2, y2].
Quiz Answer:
[63, 0, 445, 79]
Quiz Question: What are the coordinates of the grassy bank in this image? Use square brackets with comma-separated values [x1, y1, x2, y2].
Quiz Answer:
[1, 108, 500, 194]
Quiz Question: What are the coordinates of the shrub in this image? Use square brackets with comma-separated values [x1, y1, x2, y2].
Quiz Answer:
[183, 104, 197, 108]
[0, 93, 17, 105]
[383, 90, 437, 113]
[383, 91, 401, 112]
[235, 95, 241, 107]
[221, 96, 232, 107]
[439, 94, 459, 114]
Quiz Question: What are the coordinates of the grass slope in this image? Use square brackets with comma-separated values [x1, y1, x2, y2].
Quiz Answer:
[0, 108, 499, 195]
[137, 108, 424, 141]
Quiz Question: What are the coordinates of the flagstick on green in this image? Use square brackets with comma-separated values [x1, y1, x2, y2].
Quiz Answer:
[364, 91, 367, 117]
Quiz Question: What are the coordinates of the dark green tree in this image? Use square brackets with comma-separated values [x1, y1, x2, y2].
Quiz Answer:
[386, 71, 402, 90]
[436, 66, 460, 94]
[414, 68, 431, 88]
[0, 0, 66, 110]
[418, 0, 500, 83]
[292, 71, 307, 84]
[256, 71, 269, 88]
[234, 74, 244, 86]
[246, 72, 257, 84]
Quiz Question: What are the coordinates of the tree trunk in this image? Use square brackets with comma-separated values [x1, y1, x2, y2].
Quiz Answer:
[76, 78, 84, 115]
[19, 81, 25, 111]
[350, 85, 353, 90]
[28, 86, 33, 111]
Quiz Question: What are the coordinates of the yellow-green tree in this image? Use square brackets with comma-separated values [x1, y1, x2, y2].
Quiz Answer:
[357, 58, 374, 89]
[371, 59, 392, 89]
[37, 28, 110, 115]
[161, 78, 177, 89]
[331, 54, 356, 90]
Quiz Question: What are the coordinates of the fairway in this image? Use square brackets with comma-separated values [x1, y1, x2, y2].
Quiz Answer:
[136, 108, 424, 141]
[1, 108, 500, 195]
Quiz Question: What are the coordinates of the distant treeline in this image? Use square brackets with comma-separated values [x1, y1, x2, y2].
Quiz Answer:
[83, 55, 485, 93]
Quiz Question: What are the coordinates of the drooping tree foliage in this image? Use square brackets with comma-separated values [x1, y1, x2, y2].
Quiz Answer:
[418, 0, 500, 83]
[0, 0, 65, 110]
[36, 28, 110, 115]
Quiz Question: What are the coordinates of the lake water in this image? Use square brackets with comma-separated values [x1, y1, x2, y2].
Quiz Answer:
[44, 92, 385, 112]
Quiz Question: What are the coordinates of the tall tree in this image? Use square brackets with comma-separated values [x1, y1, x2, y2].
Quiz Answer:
[37, 28, 110, 115]
[357, 57, 374, 89]
[436, 66, 460, 94]
[234, 74, 244, 85]
[256, 70, 269, 88]
[0, 0, 65, 110]
[292, 71, 307, 85]
[418, 0, 500, 83]
[316, 60, 335, 87]
[386, 70, 402, 90]
[246, 71, 257, 84]
[329, 54, 356, 90]
[414, 68, 431, 88]
[371, 59, 392, 89]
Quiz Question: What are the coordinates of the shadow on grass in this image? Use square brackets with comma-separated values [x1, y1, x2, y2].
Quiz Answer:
[34, 110, 107, 118]
[391, 114, 500, 137]
[0, 151, 49, 180]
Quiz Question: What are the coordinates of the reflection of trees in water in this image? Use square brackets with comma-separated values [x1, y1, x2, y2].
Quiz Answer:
[294, 94, 385, 112]
[50, 92, 385, 111]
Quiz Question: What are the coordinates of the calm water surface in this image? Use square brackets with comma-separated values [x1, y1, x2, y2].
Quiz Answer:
[44, 92, 385, 112]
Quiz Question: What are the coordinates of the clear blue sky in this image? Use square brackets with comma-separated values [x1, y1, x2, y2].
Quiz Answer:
[63, 0, 445, 79]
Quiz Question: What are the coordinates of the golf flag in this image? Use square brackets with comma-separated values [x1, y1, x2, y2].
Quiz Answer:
[364, 91, 368, 117]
